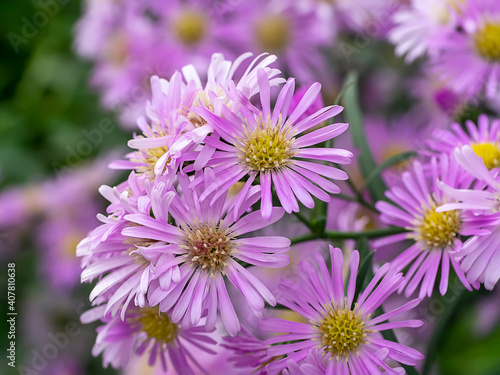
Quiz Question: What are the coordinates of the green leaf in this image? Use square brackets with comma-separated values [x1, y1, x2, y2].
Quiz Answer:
[341, 72, 387, 202]
[360, 150, 417, 193]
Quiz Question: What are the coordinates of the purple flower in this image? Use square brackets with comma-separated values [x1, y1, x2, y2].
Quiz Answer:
[77, 173, 166, 319]
[192, 70, 352, 220]
[374, 156, 494, 297]
[110, 53, 283, 184]
[222, 326, 272, 373]
[437, 146, 500, 289]
[428, 114, 500, 170]
[389, 0, 458, 62]
[81, 305, 217, 373]
[123, 169, 290, 336]
[225, 0, 333, 83]
[257, 246, 424, 373]
[433, 0, 500, 100]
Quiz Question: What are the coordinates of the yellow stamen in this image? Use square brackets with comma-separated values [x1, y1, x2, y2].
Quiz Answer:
[413, 199, 461, 250]
[471, 141, 500, 170]
[255, 15, 290, 52]
[174, 11, 206, 46]
[474, 22, 500, 61]
[236, 115, 296, 172]
[180, 221, 235, 274]
[130, 307, 178, 344]
[315, 300, 370, 361]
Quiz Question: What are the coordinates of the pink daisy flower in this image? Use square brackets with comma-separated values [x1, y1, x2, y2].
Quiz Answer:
[192, 70, 352, 220]
[433, 0, 500, 100]
[81, 304, 217, 373]
[428, 114, 500, 170]
[110, 52, 283, 184]
[389, 0, 459, 62]
[122, 169, 290, 336]
[226, 0, 332, 83]
[146, 0, 242, 73]
[374, 156, 495, 298]
[437, 146, 500, 289]
[258, 246, 424, 373]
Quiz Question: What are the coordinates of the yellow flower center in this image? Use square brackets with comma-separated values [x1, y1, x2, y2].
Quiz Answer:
[474, 22, 500, 61]
[416, 204, 461, 250]
[131, 307, 178, 344]
[255, 15, 290, 52]
[471, 141, 500, 170]
[181, 221, 235, 274]
[131, 144, 169, 180]
[316, 302, 369, 360]
[61, 232, 84, 259]
[236, 116, 296, 172]
[106, 34, 128, 66]
[174, 11, 207, 46]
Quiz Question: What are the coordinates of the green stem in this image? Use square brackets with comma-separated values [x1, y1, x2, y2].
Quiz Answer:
[422, 287, 468, 375]
[290, 227, 407, 244]
[337, 193, 378, 212]
[292, 211, 316, 232]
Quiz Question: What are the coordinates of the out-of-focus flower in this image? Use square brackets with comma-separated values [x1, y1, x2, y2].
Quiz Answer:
[145, 0, 242, 71]
[38, 206, 98, 290]
[226, 0, 333, 83]
[82, 305, 217, 373]
[123, 170, 290, 336]
[375, 156, 496, 297]
[389, 0, 459, 62]
[433, 0, 500, 100]
[193, 70, 351, 220]
[257, 246, 424, 373]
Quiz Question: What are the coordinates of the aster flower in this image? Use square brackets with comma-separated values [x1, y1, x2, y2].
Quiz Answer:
[110, 52, 283, 184]
[226, 0, 332, 83]
[77, 173, 172, 319]
[374, 156, 496, 298]
[437, 146, 500, 289]
[258, 246, 424, 373]
[433, 0, 500, 100]
[146, 0, 241, 73]
[428, 114, 500, 170]
[192, 70, 352, 220]
[389, 0, 459, 62]
[122, 169, 290, 336]
[81, 304, 217, 373]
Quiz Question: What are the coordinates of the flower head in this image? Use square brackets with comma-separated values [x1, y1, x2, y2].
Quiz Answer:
[428, 114, 500, 170]
[122, 169, 290, 336]
[433, 0, 500, 99]
[256, 246, 424, 373]
[374, 156, 495, 297]
[389, 0, 459, 62]
[192, 70, 352, 220]
[110, 53, 283, 185]
[81, 304, 216, 373]
[437, 146, 500, 290]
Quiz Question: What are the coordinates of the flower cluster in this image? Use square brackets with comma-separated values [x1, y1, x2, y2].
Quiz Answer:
[74, 0, 389, 127]
[390, 0, 500, 123]
[69, 1, 500, 373]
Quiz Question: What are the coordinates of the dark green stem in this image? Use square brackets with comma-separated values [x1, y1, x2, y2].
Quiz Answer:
[290, 227, 407, 245]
